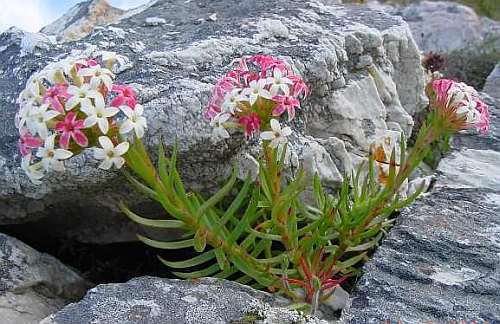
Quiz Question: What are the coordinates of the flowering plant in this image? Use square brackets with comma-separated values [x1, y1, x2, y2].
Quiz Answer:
[205, 54, 308, 140]
[426, 79, 489, 134]
[19, 53, 489, 315]
[16, 53, 146, 183]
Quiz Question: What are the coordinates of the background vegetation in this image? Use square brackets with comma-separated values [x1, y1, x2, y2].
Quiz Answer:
[343, 0, 500, 20]
[444, 36, 500, 89]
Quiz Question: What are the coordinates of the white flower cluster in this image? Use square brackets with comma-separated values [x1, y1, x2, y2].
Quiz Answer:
[16, 52, 147, 184]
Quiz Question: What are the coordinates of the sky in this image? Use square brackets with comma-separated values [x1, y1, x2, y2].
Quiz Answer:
[0, 0, 149, 33]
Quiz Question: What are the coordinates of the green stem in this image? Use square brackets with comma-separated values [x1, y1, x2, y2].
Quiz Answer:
[124, 138, 282, 289]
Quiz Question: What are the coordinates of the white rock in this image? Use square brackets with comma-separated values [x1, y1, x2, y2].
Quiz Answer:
[436, 149, 500, 190]
[145, 17, 167, 26]
[323, 286, 349, 311]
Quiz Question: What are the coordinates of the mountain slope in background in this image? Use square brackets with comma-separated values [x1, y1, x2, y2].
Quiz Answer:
[41, 0, 124, 42]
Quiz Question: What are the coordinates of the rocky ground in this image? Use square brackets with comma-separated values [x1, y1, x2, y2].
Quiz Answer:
[0, 0, 499, 323]
[341, 93, 500, 322]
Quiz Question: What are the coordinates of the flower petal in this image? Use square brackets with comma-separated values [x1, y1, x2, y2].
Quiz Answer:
[119, 120, 134, 134]
[54, 149, 73, 160]
[93, 93, 105, 109]
[59, 132, 71, 149]
[104, 106, 119, 117]
[260, 131, 275, 140]
[120, 105, 134, 118]
[270, 119, 280, 132]
[72, 130, 89, 147]
[114, 142, 130, 156]
[99, 158, 113, 170]
[112, 156, 125, 169]
[281, 126, 292, 137]
[84, 115, 97, 128]
[97, 117, 109, 134]
[135, 125, 145, 138]
[94, 148, 106, 160]
[98, 136, 114, 151]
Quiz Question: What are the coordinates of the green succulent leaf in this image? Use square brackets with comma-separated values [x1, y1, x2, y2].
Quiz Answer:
[137, 234, 194, 249]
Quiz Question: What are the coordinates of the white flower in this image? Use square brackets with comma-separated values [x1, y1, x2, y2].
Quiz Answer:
[21, 155, 44, 184]
[23, 104, 60, 139]
[242, 79, 271, 105]
[221, 88, 245, 114]
[94, 136, 129, 170]
[78, 64, 114, 90]
[260, 119, 292, 148]
[36, 135, 73, 171]
[267, 68, 293, 96]
[66, 84, 101, 111]
[18, 87, 41, 107]
[81, 94, 119, 134]
[119, 104, 148, 138]
[210, 112, 231, 139]
[26, 76, 42, 98]
[101, 51, 117, 68]
[41, 59, 72, 84]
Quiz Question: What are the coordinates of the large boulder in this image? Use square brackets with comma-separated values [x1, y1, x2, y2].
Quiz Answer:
[340, 95, 500, 322]
[0, 0, 426, 243]
[41, 276, 326, 324]
[0, 232, 90, 324]
[391, 0, 500, 53]
[484, 63, 500, 100]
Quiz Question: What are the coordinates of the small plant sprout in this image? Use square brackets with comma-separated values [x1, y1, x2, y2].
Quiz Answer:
[19, 54, 489, 316]
[16, 52, 145, 181]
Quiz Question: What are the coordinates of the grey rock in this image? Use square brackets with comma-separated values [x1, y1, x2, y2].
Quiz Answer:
[392, 1, 500, 53]
[323, 286, 349, 312]
[436, 148, 500, 190]
[0, 232, 90, 324]
[484, 63, 500, 100]
[41, 276, 327, 324]
[0, 0, 425, 243]
[340, 80, 500, 323]
[144, 17, 167, 27]
[341, 187, 500, 323]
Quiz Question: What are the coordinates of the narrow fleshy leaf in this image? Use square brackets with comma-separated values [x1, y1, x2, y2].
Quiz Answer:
[137, 234, 194, 249]
[173, 263, 221, 279]
[119, 202, 185, 229]
[157, 250, 216, 268]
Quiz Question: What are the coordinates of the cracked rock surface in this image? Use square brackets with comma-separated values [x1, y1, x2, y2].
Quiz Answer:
[340, 94, 500, 323]
[0, 232, 90, 324]
[41, 276, 327, 324]
[0, 0, 425, 243]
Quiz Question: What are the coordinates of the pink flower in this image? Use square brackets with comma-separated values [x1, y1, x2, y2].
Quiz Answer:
[204, 103, 221, 120]
[429, 79, 490, 134]
[55, 112, 88, 149]
[75, 59, 98, 72]
[272, 95, 300, 121]
[475, 99, 490, 134]
[110, 84, 137, 108]
[238, 113, 261, 137]
[18, 128, 43, 156]
[43, 84, 69, 113]
[431, 79, 454, 106]
[289, 75, 309, 97]
[215, 77, 235, 96]
[204, 77, 236, 119]
[248, 55, 287, 77]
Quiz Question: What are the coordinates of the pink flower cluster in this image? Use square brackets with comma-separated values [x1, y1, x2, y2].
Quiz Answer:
[16, 53, 147, 183]
[204, 55, 308, 139]
[429, 79, 489, 134]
